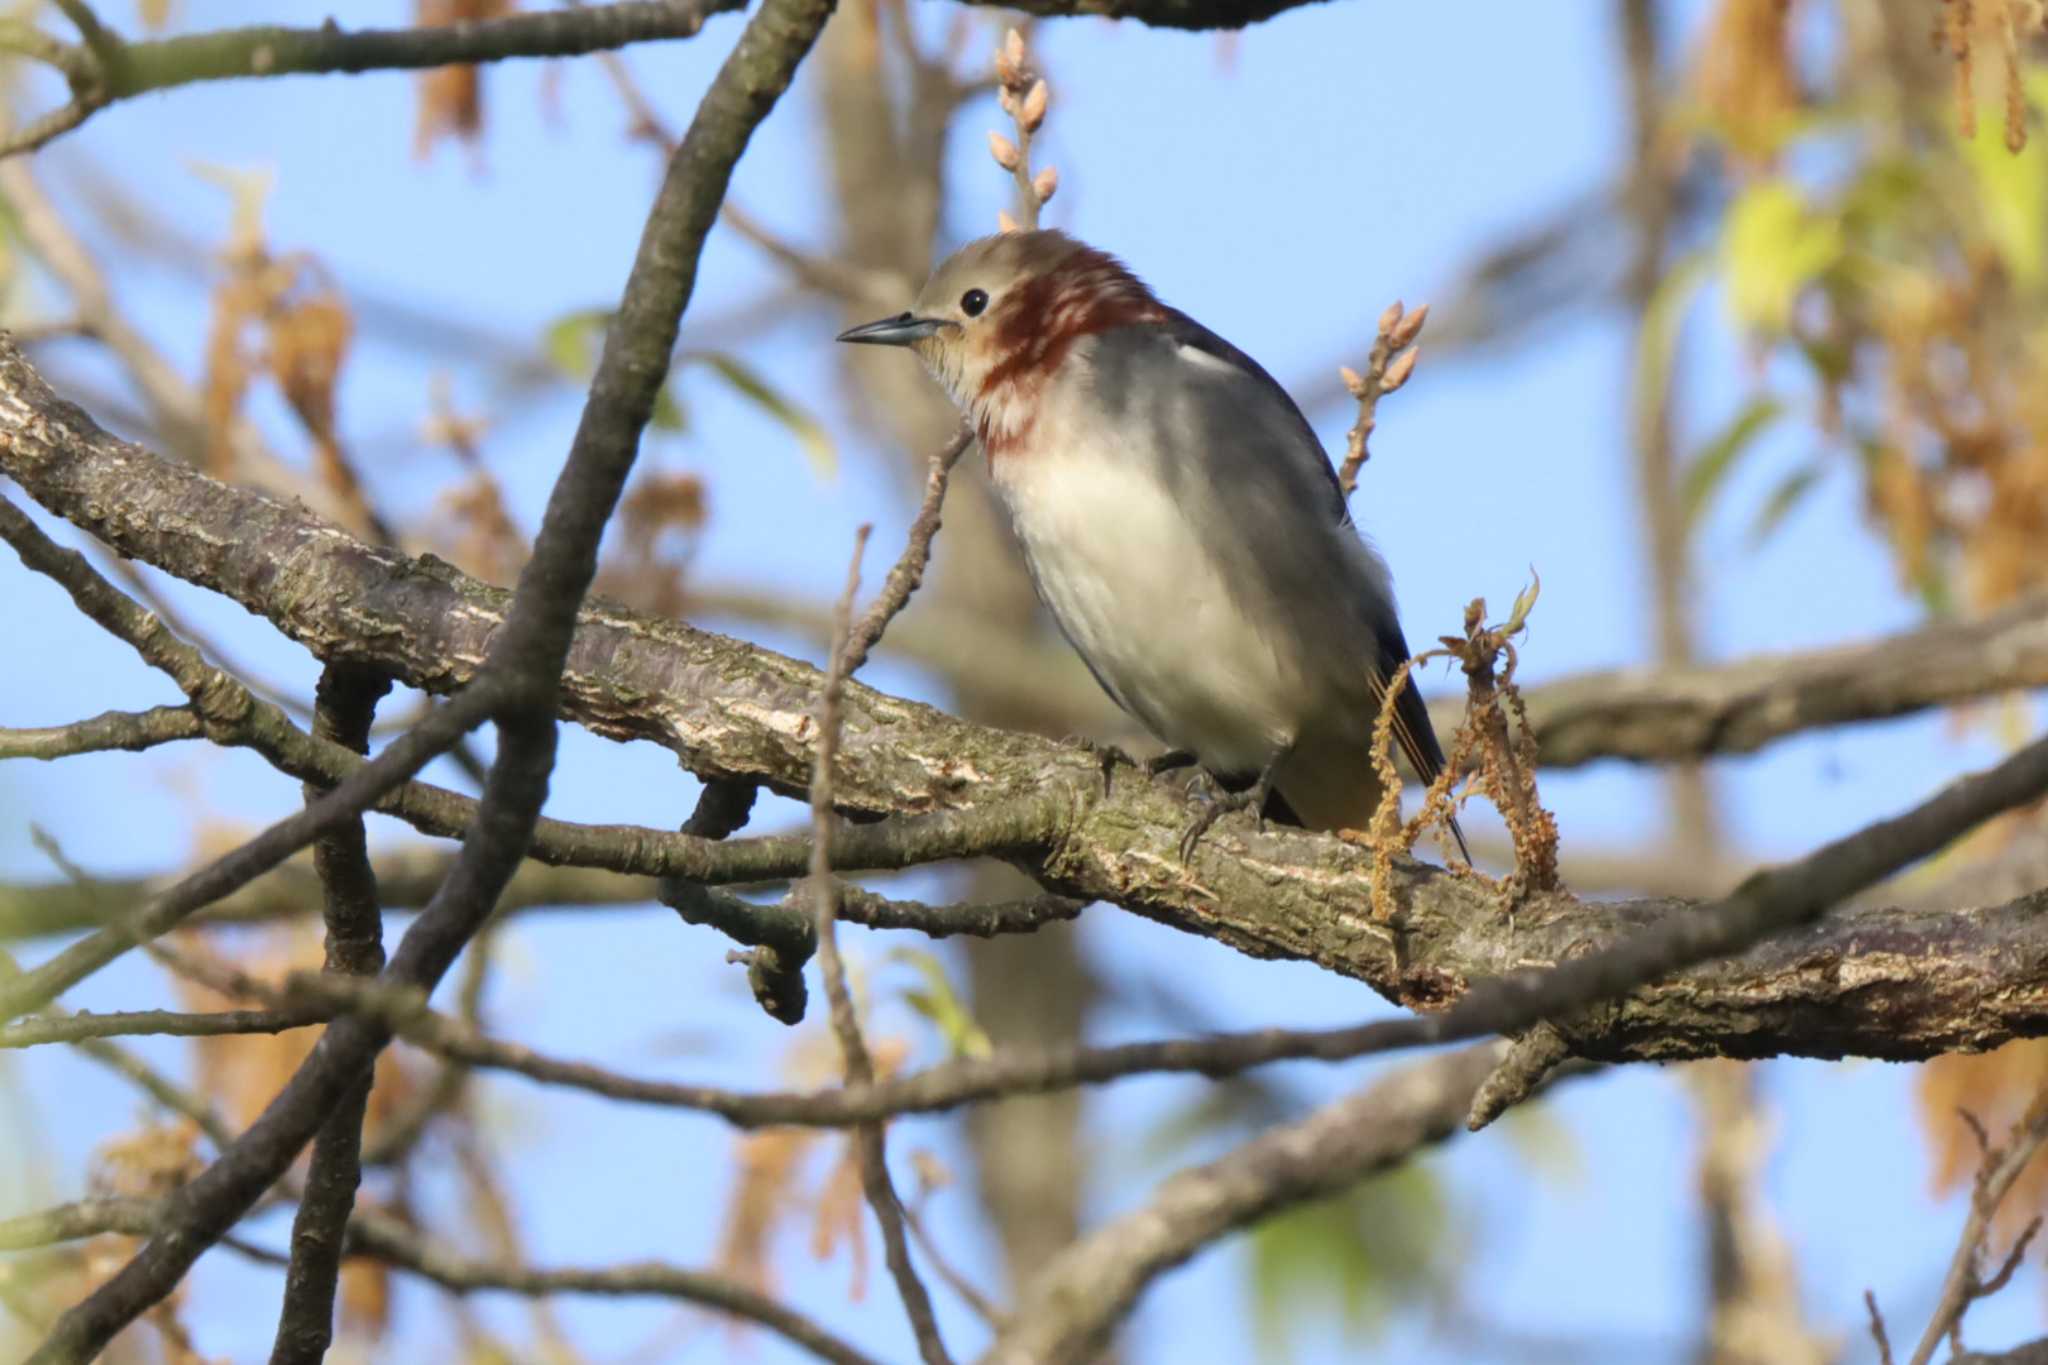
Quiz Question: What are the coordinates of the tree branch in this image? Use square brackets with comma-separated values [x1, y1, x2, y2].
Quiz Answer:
[12, 355, 2048, 1062]
[812, 532, 952, 1364]
[0, 1197, 883, 1365]
[0, 0, 746, 158]
[984, 1041, 1516, 1364]
[22, 0, 836, 1351]
[0, 705, 202, 759]
[1907, 1095, 2048, 1365]
[270, 664, 390, 1365]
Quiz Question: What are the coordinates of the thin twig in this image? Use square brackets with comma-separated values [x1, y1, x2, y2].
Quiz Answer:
[902, 1196, 1009, 1329]
[0, 1197, 880, 1365]
[1908, 1093, 2048, 1365]
[841, 426, 973, 675]
[0, 494, 500, 1024]
[1337, 300, 1426, 499]
[1867, 1289, 1896, 1365]
[0, 705, 203, 760]
[0, 1007, 325, 1048]
[0, 0, 747, 161]
[271, 663, 391, 1365]
[812, 529, 952, 1365]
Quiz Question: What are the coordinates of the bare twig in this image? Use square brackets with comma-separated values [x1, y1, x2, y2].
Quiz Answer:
[0, 1006, 324, 1048]
[841, 426, 973, 674]
[903, 1193, 1009, 1329]
[271, 663, 391, 1365]
[1337, 299, 1426, 498]
[1867, 1289, 1896, 1365]
[812, 530, 952, 1365]
[1908, 1095, 2048, 1365]
[0, 0, 746, 160]
[0, 705, 203, 760]
[0, 494, 499, 1023]
[0, 1197, 882, 1365]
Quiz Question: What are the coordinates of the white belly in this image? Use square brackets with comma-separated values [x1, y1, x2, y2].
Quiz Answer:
[996, 452, 1303, 775]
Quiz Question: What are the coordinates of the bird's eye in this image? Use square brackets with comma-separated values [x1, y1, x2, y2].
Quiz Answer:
[960, 288, 989, 318]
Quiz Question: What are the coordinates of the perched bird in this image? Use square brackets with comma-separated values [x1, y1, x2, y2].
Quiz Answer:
[839, 229, 1463, 859]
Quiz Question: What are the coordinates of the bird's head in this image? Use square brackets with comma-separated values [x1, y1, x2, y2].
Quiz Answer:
[837, 229, 1164, 449]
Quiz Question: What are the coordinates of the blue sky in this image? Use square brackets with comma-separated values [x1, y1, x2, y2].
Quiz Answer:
[2, 1, 2039, 1361]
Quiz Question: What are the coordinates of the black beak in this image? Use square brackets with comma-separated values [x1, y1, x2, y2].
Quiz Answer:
[836, 312, 945, 347]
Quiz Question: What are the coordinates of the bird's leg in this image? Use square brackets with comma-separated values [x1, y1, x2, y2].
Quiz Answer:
[1178, 746, 1290, 863]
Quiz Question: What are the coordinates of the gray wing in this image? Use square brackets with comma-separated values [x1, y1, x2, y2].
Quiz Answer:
[1088, 313, 1458, 809]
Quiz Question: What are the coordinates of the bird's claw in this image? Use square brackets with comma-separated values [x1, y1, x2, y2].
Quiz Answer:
[1142, 748, 1199, 780]
[1176, 772, 1268, 863]
[1065, 735, 1134, 796]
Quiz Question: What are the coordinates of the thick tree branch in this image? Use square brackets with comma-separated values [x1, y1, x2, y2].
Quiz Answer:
[10, 354, 2048, 1061]
[22, 0, 836, 1352]
[0, 0, 745, 158]
[164, 717, 2048, 1132]
[1495, 588, 2048, 769]
[6, 334, 2036, 797]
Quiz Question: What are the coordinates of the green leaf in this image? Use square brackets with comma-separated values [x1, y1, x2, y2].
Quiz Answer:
[1246, 1167, 1449, 1356]
[678, 350, 836, 477]
[650, 381, 689, 433]
[1745, 461, 1823, 551]
[1680, 396, 1784, 536]
[888, 948, 991, 1059]
[543, 308, 610, 378]
[1720, 180, 1843, 333]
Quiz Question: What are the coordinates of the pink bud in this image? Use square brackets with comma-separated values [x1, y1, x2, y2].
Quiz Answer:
[1390, 302, 1429, 350]
[1381, 346, 1420, 393]
[1338, 365, 1365, 395]
[1021, 79, 1050, 131]
[997, 209, 1021, 233]
[988, 131, 1022, 171]
[1004, 28, 1026, 70]
[1376, 301, 1404, 338]
[1032, 165, 1058, 203]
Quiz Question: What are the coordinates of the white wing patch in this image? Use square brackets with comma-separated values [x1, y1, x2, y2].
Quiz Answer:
[1175, 343, 1244, 379]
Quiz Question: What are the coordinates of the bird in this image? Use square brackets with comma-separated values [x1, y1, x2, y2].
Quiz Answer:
[838, 228, 1465, 861]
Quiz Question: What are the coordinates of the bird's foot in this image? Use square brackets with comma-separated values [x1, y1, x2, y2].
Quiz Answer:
[1177, 769, 1271, 863]
[1177, 749, 1289, 863]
